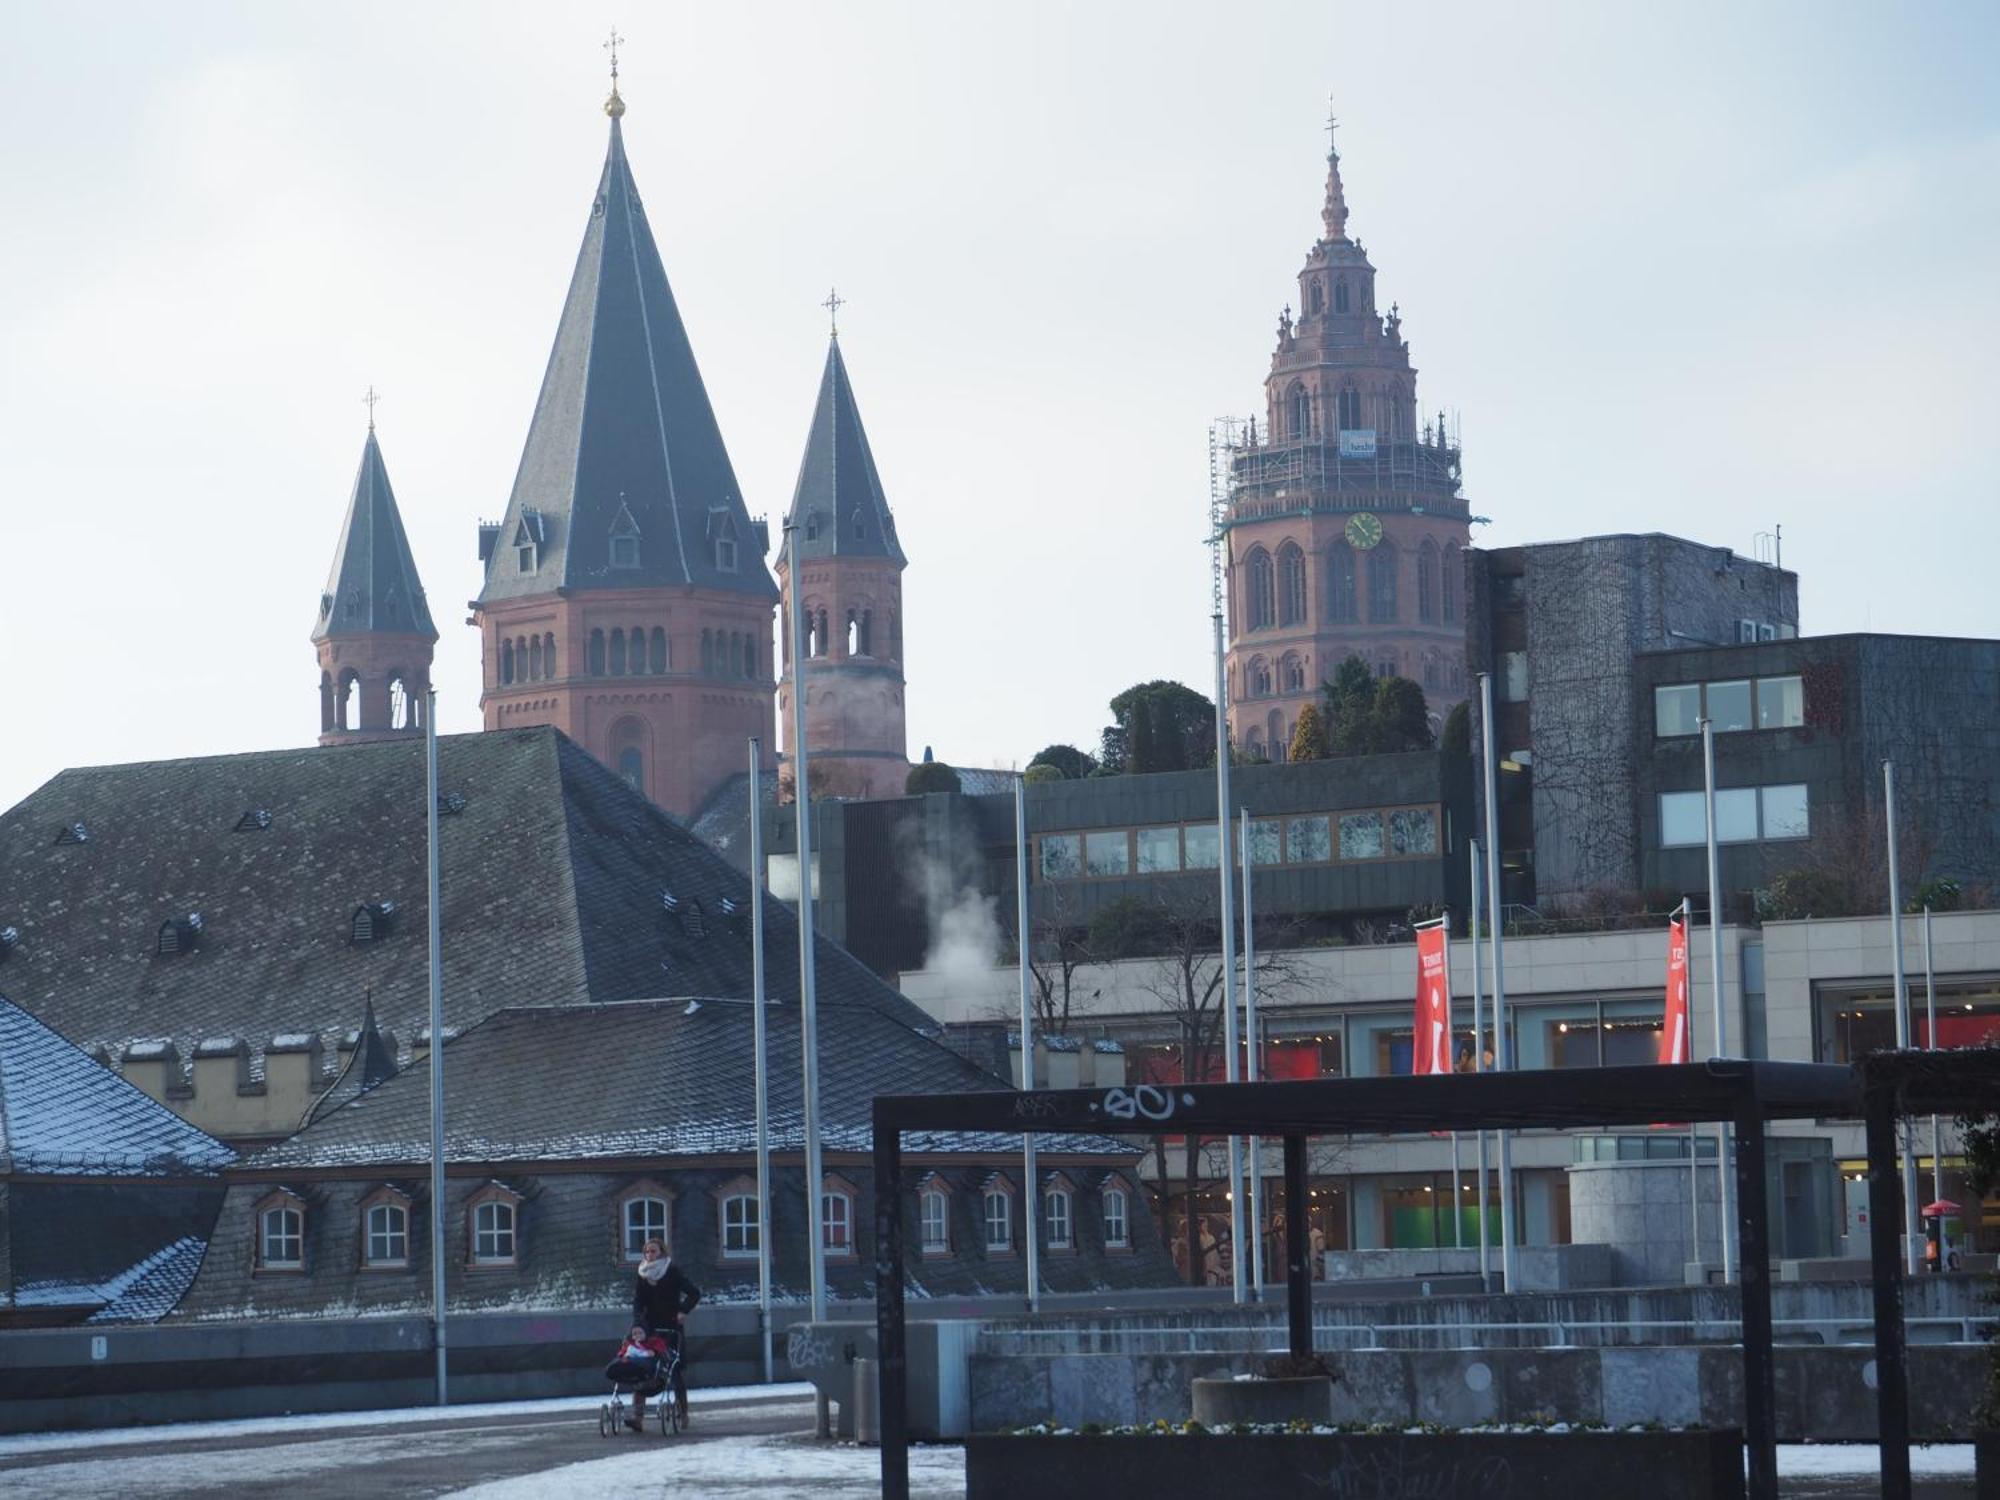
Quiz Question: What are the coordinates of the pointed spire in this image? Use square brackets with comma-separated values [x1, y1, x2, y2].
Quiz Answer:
[1321, 104, 1349, 242]
[312, 425, 437, 642]
[783, 332, 905, 565]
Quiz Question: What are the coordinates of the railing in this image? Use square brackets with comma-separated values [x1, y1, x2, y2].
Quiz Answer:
[976, 1315, 1985, 1355]
[1226, 437, 1465, 514]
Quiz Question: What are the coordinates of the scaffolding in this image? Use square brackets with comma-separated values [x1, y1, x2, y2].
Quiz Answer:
[1206, 416, 1251, 618]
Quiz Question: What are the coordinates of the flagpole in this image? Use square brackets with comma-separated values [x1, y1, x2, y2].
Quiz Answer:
[424, 688, 447, 1407]
[1469, 839, 1490, 1292]
[1700, 718, 1736, 1285]
[1924, 905, 1943, 1264]
[1240, 809, 1265, 1302]
[1214, 614, 1245, 1305]
[785, 521, 828, 1331]
[748, 737, 773, 1383]
[1679, 898, 1700, 1278]
[1478, 672, 1516, 1293]
[1444, 909, 1461, 1251]
[1886, 759, 1918, 1274]
[1015, 778, 1040, 1314]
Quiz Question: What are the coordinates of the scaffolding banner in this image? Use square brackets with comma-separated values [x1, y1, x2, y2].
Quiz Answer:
[1412, 923, 1451, 1076]
[1661, 914, 1691, 1065]
[1338, 428, 1377, 458]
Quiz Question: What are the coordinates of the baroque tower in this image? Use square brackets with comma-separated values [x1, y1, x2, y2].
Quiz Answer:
[1223, 124, 1470, 760]
[472, 81, 777, 816]
[311, 422, 436, 746]
[776, 328, 910, 800]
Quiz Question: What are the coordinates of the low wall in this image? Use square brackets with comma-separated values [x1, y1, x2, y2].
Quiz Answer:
[969, 1345, 1988, 1440]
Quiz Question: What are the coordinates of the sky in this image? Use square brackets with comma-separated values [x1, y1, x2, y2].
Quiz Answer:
[3, 1, 1997, 812]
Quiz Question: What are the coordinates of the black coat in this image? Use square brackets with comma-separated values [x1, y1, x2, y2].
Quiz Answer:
[632, 1260, 701, 1334]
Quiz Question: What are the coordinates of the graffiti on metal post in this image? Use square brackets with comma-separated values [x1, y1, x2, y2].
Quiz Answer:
[1096, 1085, 1193, 1123]
[786, 1325, 833, 1372]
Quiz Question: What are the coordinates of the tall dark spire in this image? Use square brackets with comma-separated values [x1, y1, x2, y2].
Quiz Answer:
[312, 429, 436, 643]
[783, 336, 905, 565]
[477, 109, 775, 605]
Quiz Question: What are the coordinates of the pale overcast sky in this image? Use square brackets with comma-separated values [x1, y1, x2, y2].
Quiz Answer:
[3, 1, 1996, 812]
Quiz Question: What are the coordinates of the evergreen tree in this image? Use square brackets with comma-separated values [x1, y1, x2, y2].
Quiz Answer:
[1027, 743, 1098, 780]
[1288, 702, 1330, 762]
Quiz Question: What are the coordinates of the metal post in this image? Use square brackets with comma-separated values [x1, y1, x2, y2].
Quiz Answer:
[1478, 673, 1515, 1291]
[1241, 808, 1264, 1302]
[1681, 898, 1700, 1276]
[1701, 719, 1737, 1284]
[1015, 779, 1039, 1314]
[1866, 1084, 1913, 1500]
[1283, 1134, 1312, 1358]
[1214, 613, 1245, 1305]
[424, 689, 447, 1407]
[1735, 1102, 1776, 1500]
[749, 738, 773, 1383]
[1924, 905, 1943, 1264]
[785, 523, 828, 1333]
[1886, 760, 1919, 1274]
[1470, 838, 1489, 1291]
[873, 1117, 908, 1500]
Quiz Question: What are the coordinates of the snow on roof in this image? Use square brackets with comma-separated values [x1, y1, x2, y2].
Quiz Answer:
[269, 1033, 319, 1051]
[123, 1039, 173, 1059]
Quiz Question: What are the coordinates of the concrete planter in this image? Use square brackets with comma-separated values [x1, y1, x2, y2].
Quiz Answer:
[965, 1429, 1746, 1500]
[1190, 1375, 1335, 1426]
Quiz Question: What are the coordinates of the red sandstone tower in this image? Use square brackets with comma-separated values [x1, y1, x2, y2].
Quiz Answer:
[1223, 125, 1471, 759]
[311, 424, 436, 746]
[775, 331, 910, 801]
[471, 82, 777, 816]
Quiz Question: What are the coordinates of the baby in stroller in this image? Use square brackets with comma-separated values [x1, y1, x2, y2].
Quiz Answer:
[600, 1325, 682, 1436]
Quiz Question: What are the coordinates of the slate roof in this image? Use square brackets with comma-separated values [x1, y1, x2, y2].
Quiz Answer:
[783, 337, 905, 566]
[0, 728, 941, 1080]
[0, 992, 233, 1176]
[249, 997, 1136, 1171]
[84, 1236, 210, 1323]
[478, 115, 776, 606]
[310, 429, 437, 642]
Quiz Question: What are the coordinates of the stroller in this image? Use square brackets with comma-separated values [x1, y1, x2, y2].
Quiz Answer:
[598, 1328, 684, 1437]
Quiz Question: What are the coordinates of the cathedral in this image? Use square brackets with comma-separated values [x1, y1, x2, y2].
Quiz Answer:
[310, 72, 910, 820]
[1222, 127, 1471, 761]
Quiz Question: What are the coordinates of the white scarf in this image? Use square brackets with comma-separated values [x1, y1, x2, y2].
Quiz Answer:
[637, 1256, 670, 1285]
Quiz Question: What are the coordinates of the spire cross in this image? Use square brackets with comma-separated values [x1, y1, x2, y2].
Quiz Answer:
[1324, 101, 1340, 153]
[604, 27, 623, 87]
[822, 286, 845, 337]
[363, 385, 380, 432]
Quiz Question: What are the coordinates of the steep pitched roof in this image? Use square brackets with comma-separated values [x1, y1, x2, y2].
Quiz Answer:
[249, 998, 1136, 1171]
[0, 728, 938, 1077]
[311, 430, 436, 642]
[0, 992, 233, 1176]
[478, 116, 776, 605]
[783, 337, 905, 565]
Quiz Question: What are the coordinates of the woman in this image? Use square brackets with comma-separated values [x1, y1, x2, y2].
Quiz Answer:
[631, 1238, 701, 1428]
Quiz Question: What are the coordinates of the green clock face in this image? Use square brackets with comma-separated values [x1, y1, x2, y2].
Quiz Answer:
[1345, 511, 1384, 550]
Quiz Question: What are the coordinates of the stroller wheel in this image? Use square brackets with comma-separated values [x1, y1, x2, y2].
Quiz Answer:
[658, 1401, 672, 1436]
[598, 1403, 612, 1438]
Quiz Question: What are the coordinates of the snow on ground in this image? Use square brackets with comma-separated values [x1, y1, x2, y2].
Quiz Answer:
[0, 1383, 816, 1458]
[0, 1428, 481, 1496]
[445, 1435, 967, 1499]
[1774, 1443, 1973, 1477]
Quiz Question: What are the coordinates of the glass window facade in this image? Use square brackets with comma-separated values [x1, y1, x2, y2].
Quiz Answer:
[1757, 675, 1804, 729]
[1654, 683, 1702, 737]
[1183, 824, 1220, 870]
[1287, 815, 1331, 864]
[1083, 831, 1130, 878]
[1654, 674, 1806, 736]
[1039, 834, 1080, 879]
[1339, 811, 1384, 860]
[1706, 680, 1753, 732]
[1661, 784, 1809, 846]
[1038, 802, 1442, 880]
[1136, 826, 1181, 873]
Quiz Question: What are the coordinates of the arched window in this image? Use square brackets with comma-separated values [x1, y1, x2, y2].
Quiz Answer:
[610, 628, 627, 676]
[501, 639, 514, 686]
[619, 1184, 673, 1260]
[815, 610, 829, 657]
[528, 635, 544, 682]
[805, 511, 822, 543]
[1337, 387, 1362, 431]
[1368, 543, 1399, 623]
[468, 1187, 519, 1266]
[1044, 1181, 1074, 1251]
[918, 1177, 951, 1255]
[718, 1177, 760, 1259]
[821, 1174, 858, 1258]
[1246, 548, 1276, 630]
[610, 717, 647, 797]
[1417, 540, 1439, 624]
[1268, 710, 1286, 761]
[1102, 1184, 1130, 1249]
[588, 629, 606, 676]
[1278, 543, 1307, 625]
[256, 1191, 306, 1271]
[889, 611, 902, 660]
[649, 627, 666, 674]
[1423, 653, 1441, 692]
[1249, 658, 1272, 698]
[1334, 278, 1350, 313]
[1245, 729, 1265, 762]
[725, 632, 740, 677]
[362, 1189, 411, 1269]
[543, 632, 555, 679]
[1288, 382, 1311, 439]
[340, 671, 360, 731]
[1281, 654, 1305, 694]
[1327, 543, 1357, 623]
[1308, 282, 1323, 315]
[388, 675, 410, 729]
[1442, 545, 1460, 625]
[700, 628, 714, 676]
[982, 1176, 1015, 1254]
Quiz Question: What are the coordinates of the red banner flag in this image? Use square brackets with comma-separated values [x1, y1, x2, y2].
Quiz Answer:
[1660, 913, 1690, 1065]
[1413, 924, 1451, 1076]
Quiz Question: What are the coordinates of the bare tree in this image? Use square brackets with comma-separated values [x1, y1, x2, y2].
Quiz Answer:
[995, 879, 1101, 1038]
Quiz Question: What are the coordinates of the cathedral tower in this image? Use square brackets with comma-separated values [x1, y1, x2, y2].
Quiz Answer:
[776, 329, 910, 800]
[1223, 124, 1471, 760]
[472, 83, 777, 816]
[311, 422, 436, 746]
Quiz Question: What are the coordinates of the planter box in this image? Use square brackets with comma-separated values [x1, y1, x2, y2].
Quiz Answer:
[966, 1429, 1746, 1500]
[1191, 1375, 1335, 1426]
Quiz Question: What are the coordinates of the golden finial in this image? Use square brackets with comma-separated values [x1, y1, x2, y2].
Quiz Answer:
[604, 27, 626, 118]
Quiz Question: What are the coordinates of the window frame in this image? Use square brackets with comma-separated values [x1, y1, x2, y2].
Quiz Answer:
[360, 1187, 412, 1271]
[254, 1191, 307, 1274]
[1043, 1178, 1075, 1253]
[466, 1185, 522, 1269]
[618, 1181, 675, 1263]
[981, 1176, 1016, 1256]
[1038, 804, 1446, 882]
[918, 1176, 952, 1257]
[820, 1173, 859, 1262]
[1101, 1184, 1131, 1251]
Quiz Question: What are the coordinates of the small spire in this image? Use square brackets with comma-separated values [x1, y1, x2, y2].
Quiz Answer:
[822, 286, 844, 340]
[604, 26, 626, 118]
[362, 384, 380, 433]
[1321, 98, 1349, 241]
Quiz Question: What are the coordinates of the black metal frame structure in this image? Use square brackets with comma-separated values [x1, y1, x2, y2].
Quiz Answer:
[868, 1057, 1978, 1500]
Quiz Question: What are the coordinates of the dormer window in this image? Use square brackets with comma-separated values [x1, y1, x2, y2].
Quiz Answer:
[157, 914, 203, 958]
[610, 504, 642, 570]
[54, 822, 88, 846]
[710, 510, 739, 573]
[805, 511, 822, 544]
[235, 809, 272, 832]
[512, 516, 542, 576]
[351, 901, 397, 944]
